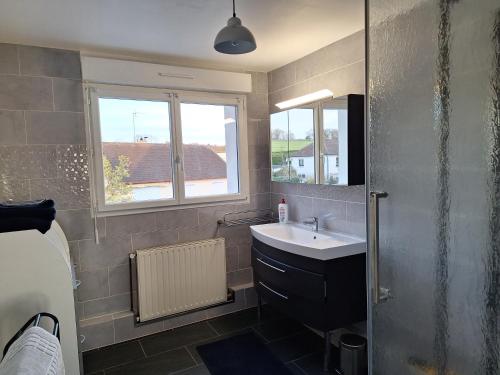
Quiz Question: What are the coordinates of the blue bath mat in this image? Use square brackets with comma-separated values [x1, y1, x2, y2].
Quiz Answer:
[196, 332, 292, 375]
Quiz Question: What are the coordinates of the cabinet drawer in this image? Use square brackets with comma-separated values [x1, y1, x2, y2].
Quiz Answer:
[252, 247, 325, 301]
[255, 279, 326, 330]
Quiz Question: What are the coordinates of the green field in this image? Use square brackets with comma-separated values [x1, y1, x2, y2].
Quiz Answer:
[271, 140, 312, 166]
[271, 140, 311, 153]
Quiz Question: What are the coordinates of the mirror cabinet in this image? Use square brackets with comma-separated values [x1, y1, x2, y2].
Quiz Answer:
[270, 94, 364, 186]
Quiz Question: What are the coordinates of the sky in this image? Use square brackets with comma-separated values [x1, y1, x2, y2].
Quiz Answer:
[98, 98, 234, 145]
[270, 108, 315, 139]
[270, 107, 341, 139]
[323, 108, 340, 131]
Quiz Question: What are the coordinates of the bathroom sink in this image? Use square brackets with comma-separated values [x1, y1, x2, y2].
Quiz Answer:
[250, 222, 366, 260]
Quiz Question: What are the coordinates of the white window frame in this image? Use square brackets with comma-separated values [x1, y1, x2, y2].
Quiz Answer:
[85, 83, 249, 215]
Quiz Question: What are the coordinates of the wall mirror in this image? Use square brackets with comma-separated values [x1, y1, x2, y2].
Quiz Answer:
[270, 94, 364, 186]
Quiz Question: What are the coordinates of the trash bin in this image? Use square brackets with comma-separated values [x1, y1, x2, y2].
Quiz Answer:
[337, 334, 367, 375]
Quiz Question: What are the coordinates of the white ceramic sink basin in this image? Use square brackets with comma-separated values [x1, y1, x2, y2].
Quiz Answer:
[250, 222, 366, 260]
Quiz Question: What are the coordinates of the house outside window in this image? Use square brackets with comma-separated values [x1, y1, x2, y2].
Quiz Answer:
[299, 158, 304, 167]
[87, 84, 249, 214]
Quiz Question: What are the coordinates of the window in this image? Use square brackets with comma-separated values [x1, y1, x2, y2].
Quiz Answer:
[180, 102, 239, 198]
[270, 96, 351, 185]
[87, 85, 248, 213]
[270, 107, 315, 184]
[322, 98, 347, 185]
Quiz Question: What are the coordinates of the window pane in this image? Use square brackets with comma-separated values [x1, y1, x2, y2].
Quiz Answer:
[322, 98, 347, 185]
[98, 98, 174, 204]
[288, 108, 315, 184]
[180, 102, 239, 198]
[271, 111, 290, 182]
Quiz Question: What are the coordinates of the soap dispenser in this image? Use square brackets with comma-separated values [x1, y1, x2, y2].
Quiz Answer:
[278, 198, 288, 224]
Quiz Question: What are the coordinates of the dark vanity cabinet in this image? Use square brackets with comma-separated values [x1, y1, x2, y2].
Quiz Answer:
[251, 237, 366, 369]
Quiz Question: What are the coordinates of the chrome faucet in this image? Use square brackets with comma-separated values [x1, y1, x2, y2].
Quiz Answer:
[303, 217, 319, 232]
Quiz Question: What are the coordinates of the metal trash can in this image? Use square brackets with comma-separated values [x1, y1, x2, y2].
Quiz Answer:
[337, 334, 367, 375]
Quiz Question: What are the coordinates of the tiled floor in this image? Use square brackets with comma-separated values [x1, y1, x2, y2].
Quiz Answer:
[83, 306, 340, 374]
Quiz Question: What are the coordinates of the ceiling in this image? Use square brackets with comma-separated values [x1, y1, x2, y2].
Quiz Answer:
[0, 0, 364, 72]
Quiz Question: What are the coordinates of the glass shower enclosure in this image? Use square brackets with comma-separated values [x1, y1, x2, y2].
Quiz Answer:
[367, 0, 500, 374]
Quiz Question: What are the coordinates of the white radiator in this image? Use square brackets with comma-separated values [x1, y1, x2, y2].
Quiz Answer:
[134, 238, 227, 322]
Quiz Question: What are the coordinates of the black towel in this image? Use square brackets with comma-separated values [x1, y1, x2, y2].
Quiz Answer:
[0, 199, 56, 234]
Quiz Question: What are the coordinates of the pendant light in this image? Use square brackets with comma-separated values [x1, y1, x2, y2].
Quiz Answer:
[214, 0, 256, 54]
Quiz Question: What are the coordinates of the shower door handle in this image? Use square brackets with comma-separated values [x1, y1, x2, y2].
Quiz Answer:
[370, 191, 391, 304]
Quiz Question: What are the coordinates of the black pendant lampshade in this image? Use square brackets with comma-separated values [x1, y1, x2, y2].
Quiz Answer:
[214, 0, 256, 54]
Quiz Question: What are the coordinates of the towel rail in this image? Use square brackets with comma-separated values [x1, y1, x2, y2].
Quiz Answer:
[3, 313, 60, 357]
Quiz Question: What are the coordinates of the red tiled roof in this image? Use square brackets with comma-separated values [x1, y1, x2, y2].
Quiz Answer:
[290, 138, 339, 157]
[102, 142, 227, 184]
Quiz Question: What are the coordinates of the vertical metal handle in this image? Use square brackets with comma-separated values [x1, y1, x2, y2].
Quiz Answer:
[370, 191, 389, 304]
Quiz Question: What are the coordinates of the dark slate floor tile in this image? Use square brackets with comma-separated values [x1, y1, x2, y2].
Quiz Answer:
[82, 340, 144, 373]
[140, 322, 217, 356]
[293, 349, 340, 375]
[207, 308, 259, 334]
[286, 362, 307, 375]
[267, 330, 323, 363]
[82, 307, 321, 375]
[171, 364, 211, 375]
[106, 347, 195, 375]
[186, 328, 253, 364]
[254, 316, 306, 342]
[207, 305, 283, 335]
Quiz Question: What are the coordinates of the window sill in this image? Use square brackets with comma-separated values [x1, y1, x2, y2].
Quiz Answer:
[93, 195, 250, 218]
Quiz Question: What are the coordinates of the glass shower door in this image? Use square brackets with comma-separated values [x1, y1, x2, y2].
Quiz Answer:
[367, 0, 500, 374]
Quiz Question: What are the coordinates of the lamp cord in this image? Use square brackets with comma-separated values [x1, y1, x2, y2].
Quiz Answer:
[232, 0, 236, 17]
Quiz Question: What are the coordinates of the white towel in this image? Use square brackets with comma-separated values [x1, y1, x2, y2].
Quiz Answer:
[0, 326, 64, 375]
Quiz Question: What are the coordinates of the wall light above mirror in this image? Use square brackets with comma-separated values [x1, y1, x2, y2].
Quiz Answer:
[275, 89, 334, 110]
[270, 94, 364, 186]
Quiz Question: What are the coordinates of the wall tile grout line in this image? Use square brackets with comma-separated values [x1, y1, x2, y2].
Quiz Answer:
[22, 110, 27, 144]
[268, 57, 366, 95]
[106, 267, 111, 297]
[20, 109, 84, 114]
[0, 71, 81, 80]
[16, 45, 21, 76]
[50, 78, 55, 111]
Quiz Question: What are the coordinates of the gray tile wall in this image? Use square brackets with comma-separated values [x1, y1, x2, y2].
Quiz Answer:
[268, 30, 365, 115]
[0, 43, 269, 351]
[267, 31, 366, 237]
[270, 182, 366, 237]
[0, 34, 363, 350]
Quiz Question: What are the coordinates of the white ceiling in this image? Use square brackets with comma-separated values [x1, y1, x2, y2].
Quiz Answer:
[0, 0, 364, 72]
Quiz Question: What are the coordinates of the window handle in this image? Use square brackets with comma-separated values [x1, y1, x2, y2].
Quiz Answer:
[175, 155, 183, 171]
[158, 72, 194, 80]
